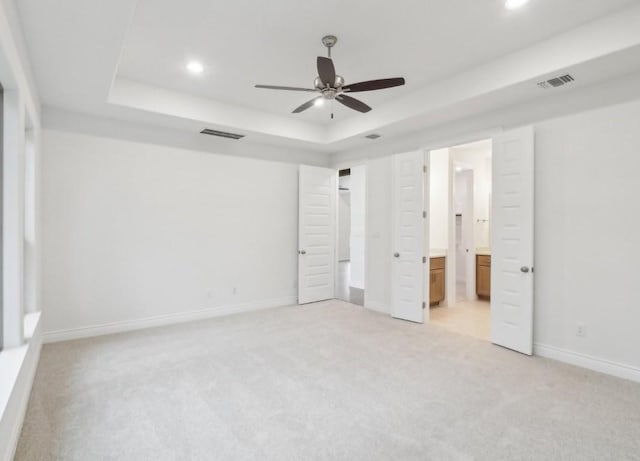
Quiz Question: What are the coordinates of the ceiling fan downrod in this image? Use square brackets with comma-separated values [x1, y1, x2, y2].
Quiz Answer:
[322, 35, 338, 58]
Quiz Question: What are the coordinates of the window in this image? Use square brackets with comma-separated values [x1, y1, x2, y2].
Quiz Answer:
[0, 83, 4, 351]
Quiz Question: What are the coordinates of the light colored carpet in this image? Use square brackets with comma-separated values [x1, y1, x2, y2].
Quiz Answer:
[16, 300, 640, 460]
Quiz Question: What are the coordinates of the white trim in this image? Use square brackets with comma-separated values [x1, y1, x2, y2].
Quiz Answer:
[44, 110, 330, 167]
[43, 296, 297, 344]
[364, 301, 389, 315]
[534, 343, 640, 384]
[0, 313, 42, 461]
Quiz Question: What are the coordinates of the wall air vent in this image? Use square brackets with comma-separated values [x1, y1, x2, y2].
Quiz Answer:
[537, 74, 575, 90]
[200, 128, 245, 140]
[365, 133, 381, 140]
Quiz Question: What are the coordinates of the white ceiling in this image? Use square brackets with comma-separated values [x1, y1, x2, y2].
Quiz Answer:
[116, 0, 639, 125]
[14, 0, 640, 153]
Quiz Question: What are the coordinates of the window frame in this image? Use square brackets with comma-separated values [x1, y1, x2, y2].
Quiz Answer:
[0, 82, 4, 351]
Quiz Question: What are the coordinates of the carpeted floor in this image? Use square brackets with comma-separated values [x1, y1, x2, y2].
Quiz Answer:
[15, 300, 640, 460]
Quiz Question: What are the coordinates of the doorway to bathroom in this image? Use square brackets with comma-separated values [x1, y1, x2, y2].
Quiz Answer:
[427, 139, 493, 341]
[336, 166, 365, 306]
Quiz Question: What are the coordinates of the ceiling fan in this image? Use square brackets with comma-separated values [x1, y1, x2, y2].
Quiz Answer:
[255, 35, 405, 117]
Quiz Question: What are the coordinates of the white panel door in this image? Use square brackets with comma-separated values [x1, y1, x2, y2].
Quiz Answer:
[391, 151, 425, 323]
[491, 126, 535, 355]
[298, 165, 336, 305]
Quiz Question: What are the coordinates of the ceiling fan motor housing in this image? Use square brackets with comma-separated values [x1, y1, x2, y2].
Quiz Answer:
[314, 75, 345, 98]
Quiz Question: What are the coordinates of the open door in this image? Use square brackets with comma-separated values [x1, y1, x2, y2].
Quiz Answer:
[391, 151, 425, 323]
[491, 126, 535, 355]
[298, 165, 337, 304]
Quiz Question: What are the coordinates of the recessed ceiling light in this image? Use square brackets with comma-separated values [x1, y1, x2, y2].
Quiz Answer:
[186, 60, 204, 74]
[314, 98, 325, 107]
[505, 0, 529, 10]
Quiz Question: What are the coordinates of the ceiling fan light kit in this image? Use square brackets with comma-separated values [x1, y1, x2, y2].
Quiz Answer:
[255, 35, 406, 116]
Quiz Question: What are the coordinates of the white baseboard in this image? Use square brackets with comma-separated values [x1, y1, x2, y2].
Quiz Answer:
[43, 296, 297, 344]
[363, 300, 389, 314]
[534, 343, 640, 384]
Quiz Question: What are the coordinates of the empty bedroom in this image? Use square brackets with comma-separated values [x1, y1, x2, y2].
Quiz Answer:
[2, 0, 640, 460]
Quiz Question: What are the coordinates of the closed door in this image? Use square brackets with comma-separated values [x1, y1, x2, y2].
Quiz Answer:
[298, 165, 336, 304]
[491, 126, 535, 355]
[391, 151, 425, 323]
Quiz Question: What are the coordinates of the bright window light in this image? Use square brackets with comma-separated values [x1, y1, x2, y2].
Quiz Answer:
[505, 0, 529, 10]
[186, 60, 204, 74]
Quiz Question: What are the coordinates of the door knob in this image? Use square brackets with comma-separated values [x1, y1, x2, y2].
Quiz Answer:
[394, 252, 400, 258]
[299, 250, 306, 255]
[520, 266, 530, 273]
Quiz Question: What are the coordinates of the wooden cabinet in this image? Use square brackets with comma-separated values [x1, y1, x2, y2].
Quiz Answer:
[430, 257, 446, 306]
[476, 255, 491, 299]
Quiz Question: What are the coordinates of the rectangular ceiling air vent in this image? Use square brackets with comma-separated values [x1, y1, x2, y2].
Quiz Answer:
[365, 133, 381, 140]
[200, 128, 245, 140]
[537, 74, 575, 90]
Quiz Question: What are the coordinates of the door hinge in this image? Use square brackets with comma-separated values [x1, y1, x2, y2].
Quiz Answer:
[423, 256, 427, 263]
[423, 165, 427, 173]
[422, 301, 426, 309]
[423, 211, 427, 218]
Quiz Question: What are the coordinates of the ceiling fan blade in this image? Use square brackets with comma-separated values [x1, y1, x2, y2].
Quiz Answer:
[293, 96, 323, 114]
[336, 95, 372, 113]
[317, 56, 336, 87]
[255, 85, 317, 92]
[343, 77, 405, 93]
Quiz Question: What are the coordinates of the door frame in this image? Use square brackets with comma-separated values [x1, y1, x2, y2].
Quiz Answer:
[333, 163, 367, 302]
[421, 135, 500, 314]
[424, 138, 492, 313]
[453, 166, 476, 302]
[421, 128, 534, 352]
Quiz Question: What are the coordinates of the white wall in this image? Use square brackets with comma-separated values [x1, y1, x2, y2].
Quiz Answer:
[354, 98, 640, 380]
[337, 190, 351, 261]
[42, 129, 305, 338]
[534, 99, 640, 375]
[450, 144, 492, 250]
[364, 157, 392, 312]
[429, 148, 449, 251]
[349, 165, 366, 289]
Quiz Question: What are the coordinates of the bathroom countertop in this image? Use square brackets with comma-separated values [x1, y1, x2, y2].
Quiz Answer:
[476, 248, 492, 256]
[430, 249, 447, 258]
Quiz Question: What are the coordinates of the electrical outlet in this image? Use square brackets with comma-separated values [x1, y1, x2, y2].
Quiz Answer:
[576, 323, 587, 338]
